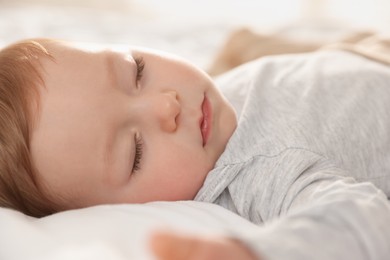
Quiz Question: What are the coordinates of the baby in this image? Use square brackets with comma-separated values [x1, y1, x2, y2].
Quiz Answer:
[1, 38, 390, 260]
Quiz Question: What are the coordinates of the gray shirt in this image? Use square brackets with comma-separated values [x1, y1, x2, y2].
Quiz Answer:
[195, 50, 390, 260]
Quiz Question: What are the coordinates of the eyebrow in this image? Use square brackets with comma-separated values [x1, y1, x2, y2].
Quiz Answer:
[103, 130, 113, 171]
[104, 53, 119, 89]
[103, 127, 130, 184]
[103, 131, 137, 184]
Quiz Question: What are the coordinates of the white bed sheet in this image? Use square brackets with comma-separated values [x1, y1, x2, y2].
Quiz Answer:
[0, 201, 257, 260]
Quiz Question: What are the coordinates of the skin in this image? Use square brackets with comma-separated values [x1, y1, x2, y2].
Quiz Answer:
[150, 231, 259, 260]
[30, 40, 256, 260]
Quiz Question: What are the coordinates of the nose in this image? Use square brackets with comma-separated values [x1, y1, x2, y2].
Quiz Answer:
[151, 90, 181, 132]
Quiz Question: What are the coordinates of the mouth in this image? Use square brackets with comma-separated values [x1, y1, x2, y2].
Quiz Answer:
[200, 94, 212, 146]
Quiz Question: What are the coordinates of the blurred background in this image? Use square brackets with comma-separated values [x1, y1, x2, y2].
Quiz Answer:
[1, 0, 389, 70]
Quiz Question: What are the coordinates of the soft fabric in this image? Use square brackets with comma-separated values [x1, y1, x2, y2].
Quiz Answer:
[0, 201, 257, 260]
[196, 50, 390, 260]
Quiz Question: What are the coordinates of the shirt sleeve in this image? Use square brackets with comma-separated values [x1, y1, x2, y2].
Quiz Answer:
[235, 167, 390, 260]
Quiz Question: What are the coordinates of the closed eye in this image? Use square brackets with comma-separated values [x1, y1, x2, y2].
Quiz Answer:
[134, 56, 145, 82]
[132, 133, 143, 173]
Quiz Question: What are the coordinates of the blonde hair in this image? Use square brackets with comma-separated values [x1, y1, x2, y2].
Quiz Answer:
[0, 39, 56, 217]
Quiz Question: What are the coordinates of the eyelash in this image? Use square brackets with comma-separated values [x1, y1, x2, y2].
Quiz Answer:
[131, 56, 145, 174]
[134, 56, 145, 82]
[132, 134, 143, 173]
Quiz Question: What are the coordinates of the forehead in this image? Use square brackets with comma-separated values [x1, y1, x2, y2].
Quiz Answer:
[43, 42, 101, 69]
[40, 43, 113, 90]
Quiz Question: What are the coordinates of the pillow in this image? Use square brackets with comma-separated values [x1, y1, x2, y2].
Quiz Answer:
[0, 201, 257, 260]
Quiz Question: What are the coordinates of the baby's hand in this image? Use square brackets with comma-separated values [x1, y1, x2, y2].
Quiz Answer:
[150, 231, 258, 260]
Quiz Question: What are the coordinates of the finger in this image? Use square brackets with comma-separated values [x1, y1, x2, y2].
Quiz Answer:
[149, 231, 175, 259]
[149, 231, 199, 260]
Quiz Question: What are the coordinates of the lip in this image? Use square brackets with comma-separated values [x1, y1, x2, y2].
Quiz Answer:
[200, 94, 212, 146]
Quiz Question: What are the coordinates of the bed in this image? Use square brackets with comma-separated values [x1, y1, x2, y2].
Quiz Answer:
[0, 201, 259, 260]
[1, 1, 389, 259]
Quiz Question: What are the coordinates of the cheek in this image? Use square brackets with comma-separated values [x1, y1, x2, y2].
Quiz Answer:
[141, 144, 211, 201]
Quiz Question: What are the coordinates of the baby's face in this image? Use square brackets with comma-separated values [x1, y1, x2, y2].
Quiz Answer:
[30, 41, 237, 209]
